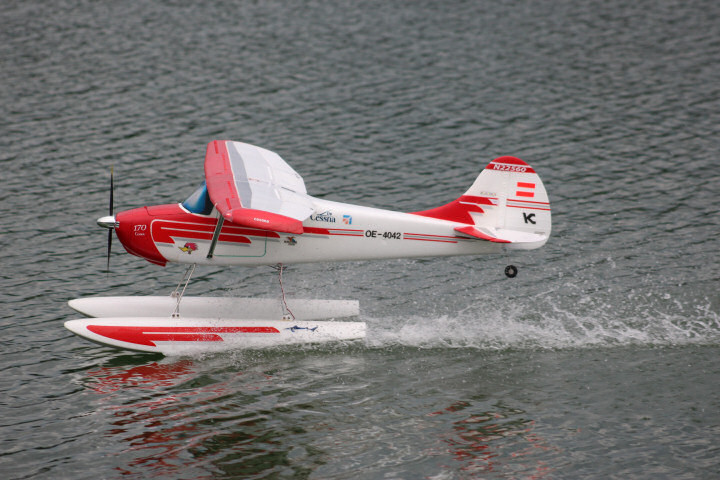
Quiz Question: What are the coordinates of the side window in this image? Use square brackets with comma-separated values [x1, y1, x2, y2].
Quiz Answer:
[181, 182, 213, 215]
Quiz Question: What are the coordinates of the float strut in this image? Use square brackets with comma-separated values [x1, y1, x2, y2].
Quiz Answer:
[272, 263, 295, 321]
[171, 263, 196, 317]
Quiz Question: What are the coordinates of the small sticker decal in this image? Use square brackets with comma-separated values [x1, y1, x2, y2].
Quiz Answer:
[179, 242, 198, 254]
[284, 237, 297, 246]
[285, 325, 318, 333]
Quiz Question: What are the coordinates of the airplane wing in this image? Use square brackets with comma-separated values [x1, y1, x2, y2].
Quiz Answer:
[204, 140, 315, 234]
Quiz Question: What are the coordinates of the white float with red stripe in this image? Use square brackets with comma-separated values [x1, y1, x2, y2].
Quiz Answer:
[65, 317, 366, 354]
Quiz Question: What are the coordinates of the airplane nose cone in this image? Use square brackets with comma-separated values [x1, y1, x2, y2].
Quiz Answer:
[114, 207, 167, 266]
[97, 215, 117, 229]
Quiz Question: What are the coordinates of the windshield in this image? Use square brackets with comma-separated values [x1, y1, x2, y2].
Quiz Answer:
[181, 182, 213, 215]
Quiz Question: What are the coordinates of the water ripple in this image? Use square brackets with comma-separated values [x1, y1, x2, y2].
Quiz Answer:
[2, 0, 720, 478]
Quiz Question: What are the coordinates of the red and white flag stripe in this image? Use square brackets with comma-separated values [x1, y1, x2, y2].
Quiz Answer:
[515, 182, 536, 198]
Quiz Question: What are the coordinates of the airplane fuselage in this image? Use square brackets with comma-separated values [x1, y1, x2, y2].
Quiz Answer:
[115, 196, 509, 267]
[103, 140, 551, 269]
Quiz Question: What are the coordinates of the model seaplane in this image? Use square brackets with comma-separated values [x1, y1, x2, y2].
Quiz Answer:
[66, 140, 551, 354]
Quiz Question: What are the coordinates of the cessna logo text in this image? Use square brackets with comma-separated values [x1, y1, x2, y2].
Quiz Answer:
[310, 211, 336, 223]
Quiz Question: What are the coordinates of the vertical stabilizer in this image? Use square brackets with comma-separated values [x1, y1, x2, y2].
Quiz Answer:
[414, 156, 551, 249]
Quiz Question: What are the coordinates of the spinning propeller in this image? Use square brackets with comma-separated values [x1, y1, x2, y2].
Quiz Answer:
[97, 167, 116, 272]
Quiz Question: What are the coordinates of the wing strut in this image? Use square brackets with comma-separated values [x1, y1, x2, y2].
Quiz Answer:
[206, 216, 224, 259]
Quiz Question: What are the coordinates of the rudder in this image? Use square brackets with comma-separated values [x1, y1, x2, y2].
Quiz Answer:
[465, 156, 551, 248]
[414, 156, 551, 249]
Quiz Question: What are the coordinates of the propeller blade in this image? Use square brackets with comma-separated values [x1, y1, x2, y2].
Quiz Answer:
[106, 229, 112, 273]
[109, 166, 114, 215]
[106, 166, 114, 273]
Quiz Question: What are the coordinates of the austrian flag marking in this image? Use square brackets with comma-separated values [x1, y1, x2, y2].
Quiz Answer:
[515, 182, 536, 198]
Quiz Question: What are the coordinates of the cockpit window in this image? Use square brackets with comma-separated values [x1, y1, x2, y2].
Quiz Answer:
[181, 181, 213, 215]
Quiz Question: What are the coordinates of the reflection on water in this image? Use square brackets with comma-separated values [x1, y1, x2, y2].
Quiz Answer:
[430, 400, 562, 478]
[56, 344, 720, 478]
[83, 358, 566, 478]
[83, 358, 313, 478]
[86, 360, 196, 394]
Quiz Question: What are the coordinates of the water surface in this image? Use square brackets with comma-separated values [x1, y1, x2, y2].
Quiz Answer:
[1, 0, 719, 478]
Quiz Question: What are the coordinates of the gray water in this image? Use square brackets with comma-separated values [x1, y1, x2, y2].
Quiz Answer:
[1, 0, 719, 478]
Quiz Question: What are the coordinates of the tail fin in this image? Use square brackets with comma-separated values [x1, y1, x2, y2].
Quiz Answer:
[413, 156, 551, 250]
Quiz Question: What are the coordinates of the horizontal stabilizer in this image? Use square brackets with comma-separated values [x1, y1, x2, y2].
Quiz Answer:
[454, 225, 510, 243]
[455, 225, 547, 247]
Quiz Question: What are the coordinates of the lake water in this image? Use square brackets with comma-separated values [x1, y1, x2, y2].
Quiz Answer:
[1, 0, 719, 478]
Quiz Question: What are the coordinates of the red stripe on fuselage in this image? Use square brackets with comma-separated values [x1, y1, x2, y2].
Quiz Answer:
[302, 227, 365, 237]
[403, 237, 458, 243]
[151, 220, 281, 244]
[403, 233, 460, 243]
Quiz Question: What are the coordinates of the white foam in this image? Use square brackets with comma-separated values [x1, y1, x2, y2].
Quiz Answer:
[362, 294, 720, 350]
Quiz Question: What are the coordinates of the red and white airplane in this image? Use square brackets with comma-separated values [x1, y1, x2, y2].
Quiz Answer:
[66, 140, 551, 355]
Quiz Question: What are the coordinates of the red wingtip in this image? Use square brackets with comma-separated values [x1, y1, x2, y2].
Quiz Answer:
[227, 209, 304, 234]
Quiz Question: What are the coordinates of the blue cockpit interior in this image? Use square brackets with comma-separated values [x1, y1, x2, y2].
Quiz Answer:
[181, 182, 213, 215]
